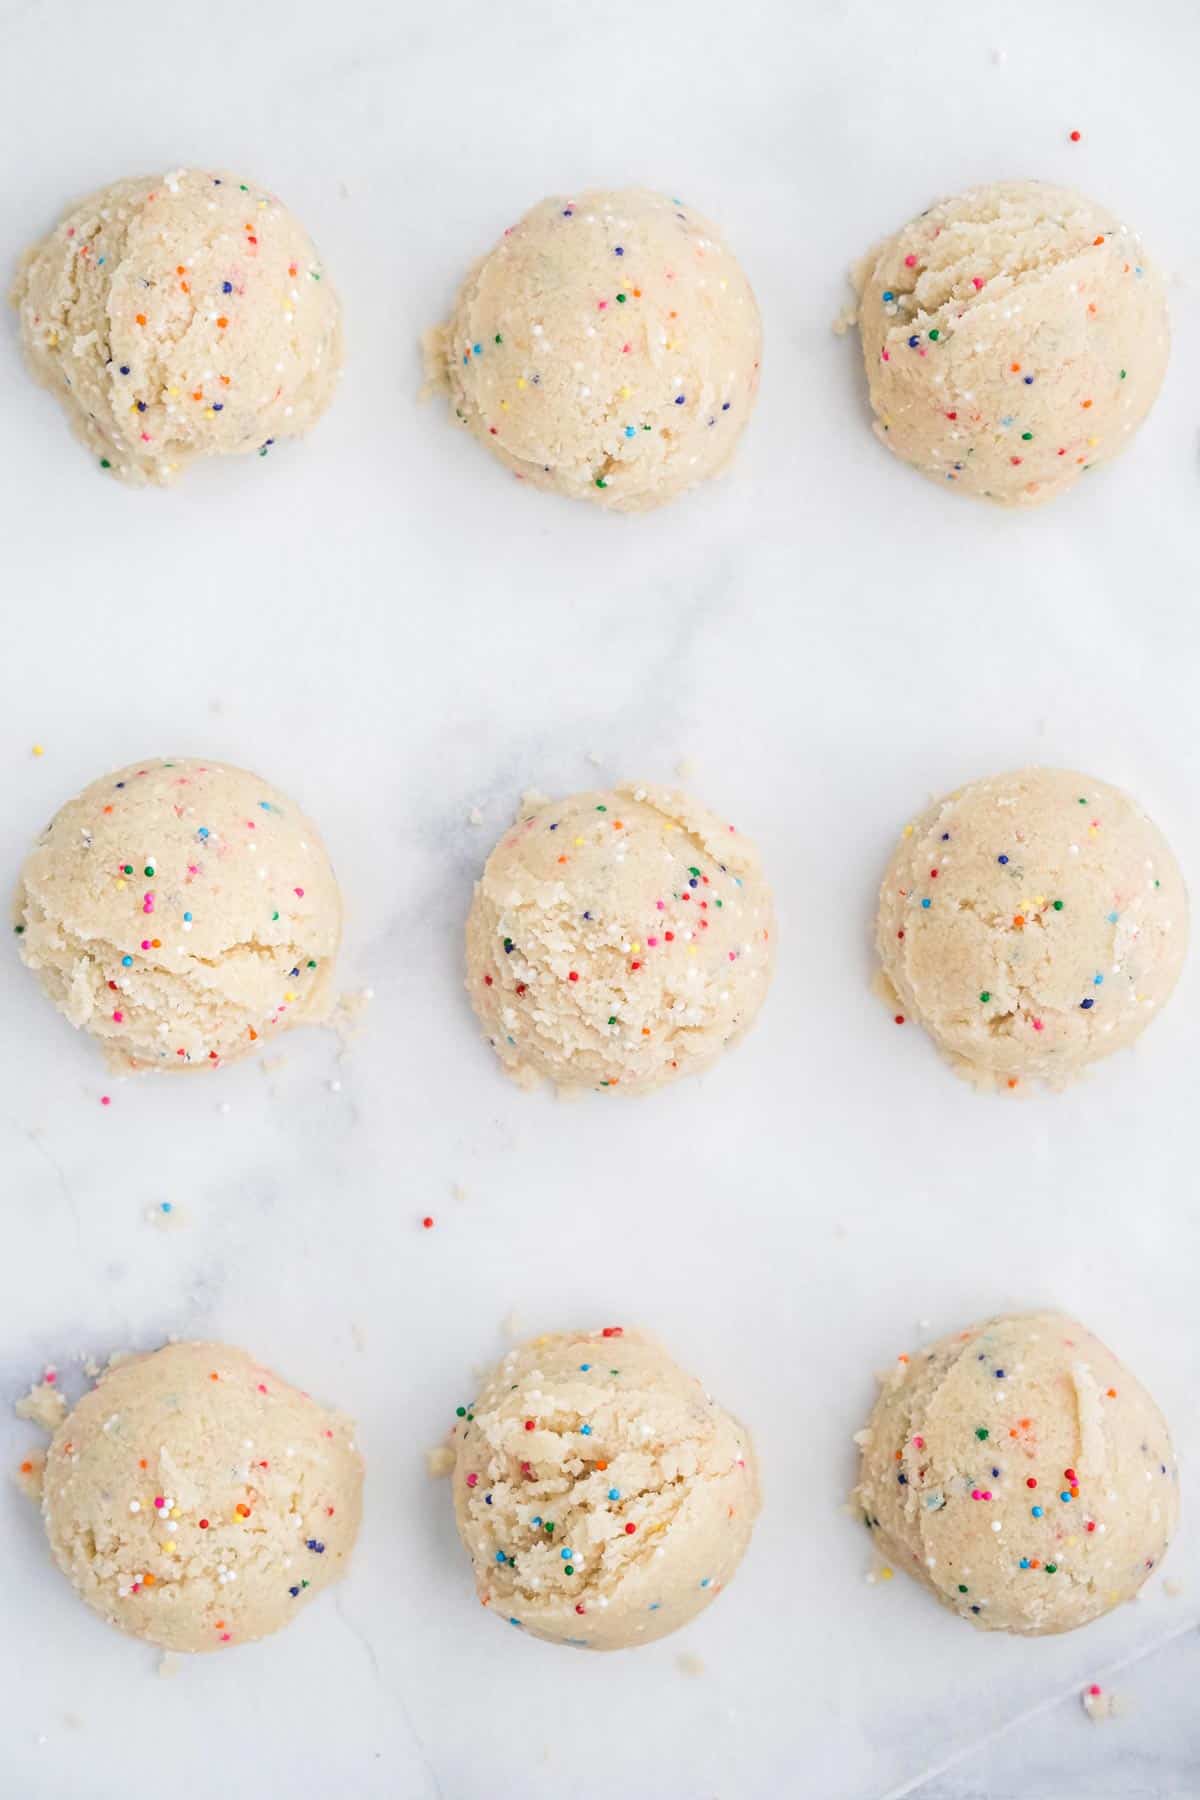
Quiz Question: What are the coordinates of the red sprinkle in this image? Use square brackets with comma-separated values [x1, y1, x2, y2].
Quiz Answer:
[1069, 129, 1081, 142]
[624, 1522, 637, 1534]
[422, 1216, 434, 1230]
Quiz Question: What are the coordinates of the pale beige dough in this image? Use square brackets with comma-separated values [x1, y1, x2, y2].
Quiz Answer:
[465, 782, 775, 1093]
[12, 167, 341, 484]
[429, 188, 761, 510]
[42, 1342, 363, 1653]
[852, 181, 1169, 504]
[15, 756, 342, 1071]
[876, 767, 1187, 1085]
[854, 1312, 1178, 1635]
[451, 1328, 760, 1649]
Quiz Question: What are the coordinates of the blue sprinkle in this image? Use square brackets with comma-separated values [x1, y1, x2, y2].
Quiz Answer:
[648, 1603, 661, 1611]
[119, 364, 130, 375]
[1060, 1491, 1072, 1503]
[160, 1202, 172, 1214]
[699, 1578, 711, 1589]
[136, 401, 147, 413]
[897, 1473, 908, 1485]
[997, 854, 1009, 865]
[1024, 375, 1034, 385]
[674, 394, 686, 405]
[1108, 910, 1120, 923]
[183, 912, 192, 922]
[509, 1617, 522, 1627]
[472, 343, 483, 355]
[882, 290, 895, 303]
[608, 1488, 620, 1501]
[1080, 997, 1095, 1010]
[1032, 1505, 1044, 1518]
[289, 1585, 300, 1596]
[995, 1369, 1005, 1379]
[721, 401, 730, 411]
[549, 822, 559, 831]
[907, 335, 920, 348]
[198, 827, 209, 839]
[485, 1494, 493, 1505]
[579, 1364, 591, 1372]
[1094, 973, 1103, 985]
[122, 955, 132, 967]
[921, 898, 932, 909]
[560, 1548, 573, 1560]
[306, 1539, 325, 1553]
[971, 1604, 981, 1614]
[689, 877, 699, 888]
[496, 1551, 507, 1564]
[1000, 415, 1014, 428]
[531, 1516, 541, 1527]
[1019, 1557, 1030, 1569]
[941, 833, 950, 841]
[222, 281, 233, 294]
[614, 246, 624, 255]
[580, 1424, 592, 1436]
[991, 1468, 1000, 1478]
[624, 426, 636, 438]
[582, 911, 592, 921]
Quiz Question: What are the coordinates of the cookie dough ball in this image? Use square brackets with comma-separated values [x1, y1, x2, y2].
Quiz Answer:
[854, 1313, 1178, 1635]
[852, 181, 1169, 505]
[877, 768, 1187, 1085]
[42, 1343, 363, 1652]
[466, 782, 774, 1093]
[431, 188, 761, 510]
[12, 167, 341, 484]
[15, 757, 341, 1071]
[451, 1328, 760, 1649]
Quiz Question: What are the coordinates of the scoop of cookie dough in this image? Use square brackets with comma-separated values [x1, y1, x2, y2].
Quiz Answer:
[852, 181, 1169, 504]
[41, 1342, 363, 1652]
[877, 767, 1187, 1085]
[451, 1328, 760, 1649]
[15, 756, 341, 1071]
[429, 188, 761, 510]
[12, 167, 341, 484]
[466, 782, 775, 1093]
[853, 1312, 1178, 1635]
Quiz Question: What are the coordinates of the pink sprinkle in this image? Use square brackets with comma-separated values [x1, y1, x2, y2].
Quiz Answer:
[880, 349, 890, 362]
[728, 951, 736, 962]
[973, 276, 985, 291]
[982, 1490, 993, 1501]
[971, 1489, 982, 1500]
[220, 1633, 231, 1642]
[100, 1095, 111, 1106]
[141, 939, 151, 950]
[44, 1370, 57, 1384]
[466, 1473, 478, 1487]
[656, 900, 665, 910]
[143, 892, 155, 913]
[294, 887, 304, 898]
[112, 1010, 124, 1023]
[646, 937, 658, 947]
[1032, 1018, 1045, 1032]
[912, 1436, 925, 1448]
[597, 300, 607, 310]
[257, 1384, 268, 1393]
[66, 227, 75, 238]
[154, 1497, 165, 1509]
[621, 342, 631, 353]
[904, 254, 917, 268]
[1088, 1684, 1102, 1696]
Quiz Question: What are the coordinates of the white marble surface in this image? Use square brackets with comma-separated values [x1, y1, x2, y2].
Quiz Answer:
[2, 1, 1199, 1795]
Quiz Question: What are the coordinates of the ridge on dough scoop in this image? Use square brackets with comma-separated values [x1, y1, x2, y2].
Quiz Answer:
[851, 180, 1169, 505]
[14, 756, 343, 1071]
[432, 188, 762, 511]
[876, 766, 1188, 1087]
[853, 1311, 1179, 1635]
[40, 1341, 363, 1653]
[451, 1328, 761, 1649]
[11, 167, 342, 485]
[465, 780, 775, 1093]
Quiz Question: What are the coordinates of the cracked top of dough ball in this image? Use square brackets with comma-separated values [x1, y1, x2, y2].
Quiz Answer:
[877, 767, 1187, 1086]
[15, 756, 341, 1071]
[852, 181, 1168, 505]
[465, 782, 774, 1093]
[42, 1342, 363, 1653]
[451, 1328, 760, 1650]
[853, 1312, 1178, 1635]
[430, 188, 761, 510]
[11, 168, 341, 485]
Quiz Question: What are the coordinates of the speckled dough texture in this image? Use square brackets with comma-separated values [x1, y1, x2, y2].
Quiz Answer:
[877, 767, 1187, 1085]
[853, 1313, 1178, 1635]
[11, 168, 341, 485]
[15, 757, 341, 1071]
[452, 1329, 760, 1649]
[853, 181, 1169, 505]
[42, 1342, 363, 1653]
[430, 188, 761, 510]
[466, 782, 774, 1093]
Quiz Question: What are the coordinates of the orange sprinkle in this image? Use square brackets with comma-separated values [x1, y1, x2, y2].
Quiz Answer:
[641, 1027, 650, 1036]
[209, 1372, 220, 1382]
[1007, 1077, 1018, 1089]
[898, 1353, 910, 1363]
[288, 262, 298, 277]
[612, 820, 623, 830]
[1081, 398, 1093, 408]
[142, 1572, 156, 1586]
[217, 316, 229, 329]
[248, 1026, 258, 1040]
[135, 313, 146, 326]
[1029, 1559, 1040, 1570]
[1107, 1387, 1118, 1398]
[191, 390, 203, 401]
[20, 1460, 32, 1474]
[235, 1503, 251, 1518]
[631, 287, 641, 297]
[219, 375, 230, 385]
[596, 1460, 608, 1471]
[1010, 361, 1021, 373]
[176, 265, 185, 274]
[179, 281, 189, 293]
[556, 854, 568, 864]
[103, 804, 113, 814]
[1093, 235, 1105, 246]
[139, 1459, 148, 1469]
[1013, 914, 1025, 928]
[151, 937, 161, 948]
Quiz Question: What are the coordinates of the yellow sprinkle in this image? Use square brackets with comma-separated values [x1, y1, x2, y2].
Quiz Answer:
[688, 946, 698, 956]
[163, 1540, 176, 1554]
[167, 386, 180, 398]
[115, 879, 126, 890]
[902, 824, 914, 838]
[1087, 436, 1099, 447]
[619, 385, 631, 399]
[500, 400, 510, 410]
[204, 408, 215, 419]
[574, 836, 584, 847]
[631, 943, 641, 955]
[516, 378, 526, 390]
[880, 1567, 894, 1581]
[284, 990, 296, 1003]
[31, 744, 44, 757]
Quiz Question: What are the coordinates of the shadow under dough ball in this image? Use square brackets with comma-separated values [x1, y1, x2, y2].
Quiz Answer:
[876, 767, 1187, 1087]
[465, 781, 775, 1093]
[428, 188, 762, 510]
[852, 181, 1169, 504]
[14, 756, 342, 1071]
[451, 1327, 760, 1649]
[854, 1312, 1178, 1634]
[11, 167, 342, 484]
[40, 1342, 363, 1653]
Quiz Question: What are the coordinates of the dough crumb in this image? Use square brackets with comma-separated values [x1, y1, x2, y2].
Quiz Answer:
[467, 806, 484, 827]
[1082, 1684, 1121, 1721]
[676, 1652, 706, 1677]
[426, 1444, 455, 1480]
[14, 1452, 45, 1498]
[145, 1200, 186, 1230]
[1163, 1578, 1185, 1597]
[15, 1380, 67, 1433]
[158, 1653, 184, 1680]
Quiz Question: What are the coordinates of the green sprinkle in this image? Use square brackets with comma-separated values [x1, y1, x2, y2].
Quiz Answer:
[979, 992, 991, 1004]
[1119, 369, 1126, 379]
[456, 1407, 466, 1417]
[1053, 900, 1064, 911]
[143, 864, 155, 877]
[310, 270, 322, 280]
[1021, 432, 1033, 441]
[239, 184, 248, 191]
[307, 959, 316, 968]
[1045, 1562, 1057, 1573]
[958, 1584, 968, 1593]
[616, 293, 627, 303]
[596, 805, 607, 812]
[123, 865, 133, 875]
[272, 910, 280, 921]
[564, 1565, 574, 1576]
[595, 477, 607, 488]
[301, 1579, 310, 1589]
[975, 1427, 989, 1440]
[99, 458, 111, 469]
[13, 923, 25, 934]
[688, 866, 701, 877]
[607, 1016, 617, 1026]
[494, 333, 503, 344]
[1078, 797, 1088, 804]
[715, 898, 723, 907]
[544, 1522, 554, 1534]
[928, 329, 940, 341]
